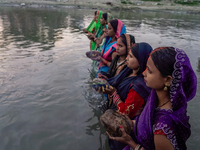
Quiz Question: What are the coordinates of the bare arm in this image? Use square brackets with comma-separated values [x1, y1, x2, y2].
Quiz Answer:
[154, 134, 174, 150]
[83, 28, 88, 33]
[95, 33, 107, 45]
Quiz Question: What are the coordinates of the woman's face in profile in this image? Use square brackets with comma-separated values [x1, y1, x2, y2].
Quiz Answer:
[126, 51, 139, 71]
[106, 23, 115, 37]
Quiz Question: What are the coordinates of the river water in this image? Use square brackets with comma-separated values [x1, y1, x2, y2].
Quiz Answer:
[0, 6, 199, 150]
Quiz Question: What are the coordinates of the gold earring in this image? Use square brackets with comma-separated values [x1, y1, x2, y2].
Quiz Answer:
[164, 84, 168, 91]
[136, 66, 140, 73]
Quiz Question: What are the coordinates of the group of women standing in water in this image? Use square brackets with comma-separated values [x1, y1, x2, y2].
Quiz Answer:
[83, 10, 197, 150]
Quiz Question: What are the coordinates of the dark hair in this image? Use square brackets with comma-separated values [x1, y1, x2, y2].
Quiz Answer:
[120, 34, 127, 48]
[95, 11, 97, 15]
[109, 19, 118, 33]
[119, 34, 135, 57]
[120, 34, 135, 50]
[131, 43, 139, 61]
[102, 13, 107, 21]
[151, 47, 177, 77]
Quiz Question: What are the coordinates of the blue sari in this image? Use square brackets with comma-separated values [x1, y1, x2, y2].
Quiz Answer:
[106, 42, 153, 150]
[107, 42, 153, 103]
[97, 19, 126, 75]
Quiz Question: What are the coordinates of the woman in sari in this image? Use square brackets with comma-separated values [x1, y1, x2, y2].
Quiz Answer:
[85, 10, 103, 50]
[82, 11, 97, 33]
[101, 43, 152, 150]
[99, 34, 135, 79]
[107, 47, 197, 150]
[104, 43, 152, 119]
[90, 12, 114, 51]
[96, 19, 126, 75]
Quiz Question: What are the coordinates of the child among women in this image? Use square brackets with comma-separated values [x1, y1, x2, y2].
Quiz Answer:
[106, 47, 197, 150]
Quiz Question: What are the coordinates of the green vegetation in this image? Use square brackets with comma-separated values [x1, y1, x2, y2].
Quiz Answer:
[175, 1, 200, 6]
[142, 0, 161, 1]
[121, 0, 133, 4]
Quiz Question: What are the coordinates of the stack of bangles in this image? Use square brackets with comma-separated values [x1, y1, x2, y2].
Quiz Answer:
[102, 59, 108, 66]
[110, 90, 120, 104]
[135, 144, 145, 150]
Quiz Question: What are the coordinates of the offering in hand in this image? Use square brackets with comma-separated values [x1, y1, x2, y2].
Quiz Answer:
[86, 51, 101, 61]
[100, 109, 133, 137]
[92, 78, 113, 92]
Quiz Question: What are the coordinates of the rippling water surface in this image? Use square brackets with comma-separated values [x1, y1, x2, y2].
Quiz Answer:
[0, 6, 199, 150]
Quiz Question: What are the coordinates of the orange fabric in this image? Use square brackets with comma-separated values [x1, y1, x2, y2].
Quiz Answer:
[154, 129, 167, 136]
[117, 89, 144, 118]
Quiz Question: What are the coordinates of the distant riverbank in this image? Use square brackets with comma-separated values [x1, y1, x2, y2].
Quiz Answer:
[0, 0, 200, 14]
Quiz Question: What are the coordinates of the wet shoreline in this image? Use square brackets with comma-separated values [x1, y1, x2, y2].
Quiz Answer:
[0, 1, 200, 15]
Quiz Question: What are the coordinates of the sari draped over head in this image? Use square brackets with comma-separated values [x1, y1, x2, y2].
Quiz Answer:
[97, 19, 126, 74]
[89, 10, 103, 51]
[86, 20, 96, 33]
[91, 13, 114, 51]
[132, 48, 197, 150]
[95, 10, 103, 32]
[86, 10, 102, 33]
[107, 43, 153, 103]
[106, 34, 135, 78]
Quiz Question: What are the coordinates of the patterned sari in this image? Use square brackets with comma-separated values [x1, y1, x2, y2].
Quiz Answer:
[124, 48, 197, 150]
[107, 43, 153, 150]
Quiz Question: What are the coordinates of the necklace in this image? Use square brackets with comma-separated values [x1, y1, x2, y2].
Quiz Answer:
[158, 100, 170, 108]
[117, 59, 126, 66]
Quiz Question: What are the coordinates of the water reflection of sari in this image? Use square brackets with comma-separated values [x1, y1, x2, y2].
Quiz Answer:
[97, 19, 126, 74]
[124, 48, 197, 150]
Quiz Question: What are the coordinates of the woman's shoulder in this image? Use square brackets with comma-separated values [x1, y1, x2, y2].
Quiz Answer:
[153, 111, 178, 149]
[153, 109, 175, 133]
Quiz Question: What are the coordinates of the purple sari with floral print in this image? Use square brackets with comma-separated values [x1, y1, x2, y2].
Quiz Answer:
[124, 48, 197, 150]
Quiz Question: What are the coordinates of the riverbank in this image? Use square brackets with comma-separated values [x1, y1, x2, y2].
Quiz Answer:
[0, 0, 200, 14]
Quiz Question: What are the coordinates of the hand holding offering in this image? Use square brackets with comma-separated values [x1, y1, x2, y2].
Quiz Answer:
[86, 51, 101, 61]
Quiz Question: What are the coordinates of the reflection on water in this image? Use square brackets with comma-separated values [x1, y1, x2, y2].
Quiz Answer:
[0, 6, 199, 150]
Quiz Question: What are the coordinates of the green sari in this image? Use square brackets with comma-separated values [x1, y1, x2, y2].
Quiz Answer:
[92, 13, 114, 73]
[86, 20, 96, 33]
[90, 10, 103, 50]
[94, 13, 114, 52]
